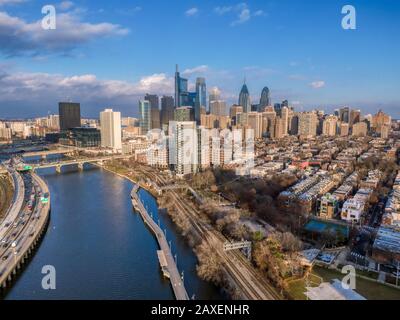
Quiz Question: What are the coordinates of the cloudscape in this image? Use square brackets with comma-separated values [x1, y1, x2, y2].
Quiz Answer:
[0, 0, 399, 118]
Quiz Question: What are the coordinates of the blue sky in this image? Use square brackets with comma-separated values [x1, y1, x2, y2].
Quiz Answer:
[0, 0, 399, 118]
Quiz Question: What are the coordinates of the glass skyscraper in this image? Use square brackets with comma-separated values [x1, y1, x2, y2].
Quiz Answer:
[239, 82, 251, 113]
[59, 102, 81, 131]
[195, 77, 207, 124]
[139, 100, 151, 134]
[175, 65, 189, 108]
[259, 87, 271, 110]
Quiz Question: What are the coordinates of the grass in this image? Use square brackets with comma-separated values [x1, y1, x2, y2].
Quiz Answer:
[287, 266, 400, 300]
[0, 176, 13, 220]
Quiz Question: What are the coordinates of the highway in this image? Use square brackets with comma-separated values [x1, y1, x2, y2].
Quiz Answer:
[0, 168, 25, 242]
[0, 162, 50, 289]
[135, 165, 281, 300]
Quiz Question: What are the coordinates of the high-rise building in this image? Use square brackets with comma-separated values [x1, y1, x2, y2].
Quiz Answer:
[145, 94, 161, 130]
[372, 110, 391, 134]
[259, 87, 271, 111]
[169, 121, 198, 176]
[209, 87, 221, 102]
[175, 65, 189, 108]
[298, 112, 318, 137]
[174, 107, 193, 122]
[247, 112, 263, 139]
[195, 78, 207, 124]
[210, 100, 227, 117]
[322, 115, 338, 136]
[160, 96, 175, 127]
[239, 82, 251, 113]
[100, 109, 122, 151]
[352, 122, 368, 137]
[139, 100, 151, 135]
[281, 106, 289, 137]
[340, 122, 350, 136]
[349, 109, 361, 127]
[59, 102, 81, 131]
[339, 107, 350, 123]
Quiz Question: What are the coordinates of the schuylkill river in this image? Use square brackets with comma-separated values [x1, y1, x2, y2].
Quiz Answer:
[4, 165, 224, 300]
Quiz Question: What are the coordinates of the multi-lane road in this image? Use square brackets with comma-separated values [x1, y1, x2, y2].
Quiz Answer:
[0, 163, 50, 289]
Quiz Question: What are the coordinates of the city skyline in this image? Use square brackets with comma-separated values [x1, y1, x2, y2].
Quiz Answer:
[0, 0, 399, 118]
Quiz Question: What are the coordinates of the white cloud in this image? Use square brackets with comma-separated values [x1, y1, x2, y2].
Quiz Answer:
[182, 65, 209, 76]
[253, 10, 265, 17]
[214, 6, 232, 15]
[0, 66, 175, 116]
[59, 1, 74, 10]
[0, 0, 25, 5]
[231, 8, 250, 26]
[0, 10, 129, 56]
[310, 81, 326, 89]
[185, 7, 198, 17]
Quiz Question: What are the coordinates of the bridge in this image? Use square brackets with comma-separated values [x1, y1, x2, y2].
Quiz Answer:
[224, 241, 252, 260]
[22, 148, 79, 159]
[28, 155, 132, 173]
[131, 185, 189, 300]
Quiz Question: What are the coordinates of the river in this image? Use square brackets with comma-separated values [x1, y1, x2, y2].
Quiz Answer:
[3, 164, 224, 300]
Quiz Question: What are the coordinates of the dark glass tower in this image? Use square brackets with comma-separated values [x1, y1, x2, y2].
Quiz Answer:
[195, 77, 206, 124]
[175, 65, 189, 108]
[161, 96, 175, 126]
[59, 102, 81, 131]
[239, 82, 251, 113]
[259, 87, 271, 110]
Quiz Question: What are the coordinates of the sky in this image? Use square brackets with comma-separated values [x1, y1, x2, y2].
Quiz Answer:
[0, 0, 399, 119]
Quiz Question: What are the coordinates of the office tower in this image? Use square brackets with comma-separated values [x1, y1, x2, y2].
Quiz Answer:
[161, 96, 175, 126]
[209, 87, 221, 103]
[139, 100, 151, 134]
[239, 82, 251, 113]
[210, 100, 227, 117]
[47, 114, 60, 130]
[230, 105, 243, 125]
[380, 125, 390, 139]
[289, 114, 299, 136]
[261, 108, 276, 137]
[259, 87, 271, 110]
[274, 103, 282, 117]
[246, 112, 263, 139]
[188, 92, 197, 108]
[322, 115, 338, 136]
[339, 107, 350, 123]
[372, 110, 391, 134]
[197, 126, 211, 169]
[298, 112, 318, 137]
[349, 109, 361, 127]
[174, 107, 193, 122]
[352, 122, 368, 137]
[169, 121, 198, 176]
[59, 102, 81, 131]
[340, 122, 350, 136]
[274, 118, 286, 139]
[282, 100, 289, 108]
[195, 78, 207, 125]
[281, 106, 289, 136]
[100, 109, 122, 151]
[145, 94, 161, 130]
[175, 65, 189, 108]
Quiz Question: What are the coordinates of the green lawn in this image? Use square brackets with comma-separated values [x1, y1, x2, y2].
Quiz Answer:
[287, 266, 400, 300]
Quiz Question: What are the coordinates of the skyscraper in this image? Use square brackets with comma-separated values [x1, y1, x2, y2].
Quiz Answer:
[195, 77, 207, 125]
[210, 100, 227, 117]
[175, 65, 189, 108]
[339, 107, 350, 123]
[145, 94, 161, 129]
[100, 109, 122, 151]
[59, 102, 81, 131]
[161, 96, 175, 127]
[259, 87, 271, 110]
[322, 115, 338, 136]
[209, 87, 221, 106]
[139, 100, 151, 134]
[239, 82, 251, 113]
[298, 112, 318, 137]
